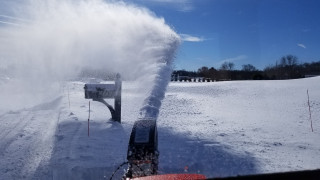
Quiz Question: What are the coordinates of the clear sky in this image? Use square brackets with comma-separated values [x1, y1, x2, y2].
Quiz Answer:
[130, 0, 320, 71]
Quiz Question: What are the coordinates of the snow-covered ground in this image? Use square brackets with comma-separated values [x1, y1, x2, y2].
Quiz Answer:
[0, 77, 320, 179]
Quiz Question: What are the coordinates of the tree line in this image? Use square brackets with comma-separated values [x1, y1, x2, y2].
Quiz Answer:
[172, 55, 320, 81]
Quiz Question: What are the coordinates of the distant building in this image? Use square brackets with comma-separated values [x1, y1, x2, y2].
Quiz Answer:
[171, 75, 192, 81]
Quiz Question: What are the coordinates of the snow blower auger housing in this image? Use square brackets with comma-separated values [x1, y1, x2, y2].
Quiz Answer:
[125, 119, 159, 178]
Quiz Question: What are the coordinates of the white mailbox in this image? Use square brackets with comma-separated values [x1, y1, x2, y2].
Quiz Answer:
[84, 84, 116, 99]
[84, 74, 122, 123]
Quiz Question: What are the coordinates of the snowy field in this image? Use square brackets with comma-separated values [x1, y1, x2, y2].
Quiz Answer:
[0, 77, 320, 179]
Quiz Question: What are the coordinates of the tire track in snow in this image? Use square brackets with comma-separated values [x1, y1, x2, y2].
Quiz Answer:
[0, 97, 62, 179]
[0, 111, 34, 156]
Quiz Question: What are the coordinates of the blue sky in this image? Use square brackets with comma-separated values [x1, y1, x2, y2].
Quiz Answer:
[1, 0, 319, 71]
[131, 0, 320, 71]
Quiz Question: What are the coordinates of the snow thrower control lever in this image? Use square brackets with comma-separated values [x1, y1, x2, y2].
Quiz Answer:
[125, 119, 159, 178]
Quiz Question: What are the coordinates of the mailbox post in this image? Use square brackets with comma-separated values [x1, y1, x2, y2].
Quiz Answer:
[84, 74, 122, 123]
[114, 74, 121, 123]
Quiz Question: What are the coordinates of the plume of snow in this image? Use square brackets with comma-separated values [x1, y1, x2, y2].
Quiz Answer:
[0, 0, 180, 114]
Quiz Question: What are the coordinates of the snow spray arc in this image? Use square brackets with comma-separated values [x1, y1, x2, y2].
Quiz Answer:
[1, 1, 180, 178]
[124, 39, 179, 178]
[0, 0, 180, 113]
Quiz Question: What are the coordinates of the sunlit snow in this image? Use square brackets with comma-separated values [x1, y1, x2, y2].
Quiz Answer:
[0, 77, 320, 179]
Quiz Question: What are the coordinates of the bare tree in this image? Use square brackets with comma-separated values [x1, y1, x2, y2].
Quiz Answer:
[242, 64, 257, 72]
[279, 55, 298, 67]
[286, 55, 298, 66]
[220, 62, 235, 71]
[197, 66, 209, 77]
[219, 62, 234, 80]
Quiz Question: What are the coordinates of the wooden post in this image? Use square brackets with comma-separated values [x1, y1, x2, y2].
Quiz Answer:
[307, 89, 313, 132]
[88, 101, 90, 137]
[114, 73, 122, 123]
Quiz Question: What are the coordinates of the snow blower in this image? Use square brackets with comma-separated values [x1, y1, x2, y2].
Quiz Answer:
[124, 119, 159, 179]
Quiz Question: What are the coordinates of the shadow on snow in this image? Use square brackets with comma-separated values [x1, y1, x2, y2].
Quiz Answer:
[158, 127, 259, 178]
[34, 118, 128, 180]
[33, 120, 259, 179]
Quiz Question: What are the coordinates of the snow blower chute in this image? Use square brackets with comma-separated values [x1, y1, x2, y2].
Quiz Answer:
[125, 119, 159, 178]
